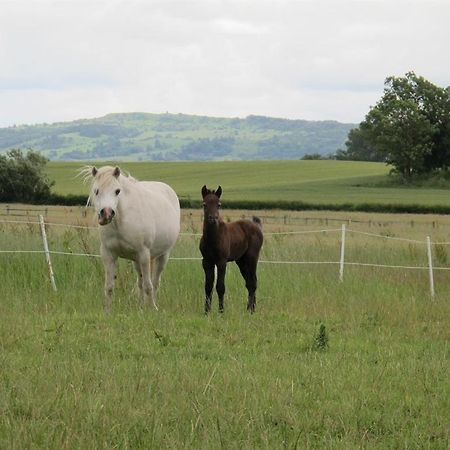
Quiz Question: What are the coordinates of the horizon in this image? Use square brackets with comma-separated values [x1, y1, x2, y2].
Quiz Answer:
[0, 110, 358, 129]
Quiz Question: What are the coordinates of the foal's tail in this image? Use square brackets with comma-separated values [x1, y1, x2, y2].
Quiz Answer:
[252, 216, 262, 228]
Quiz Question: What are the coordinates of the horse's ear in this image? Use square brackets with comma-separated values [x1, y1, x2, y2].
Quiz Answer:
[113, 166, 121, 178]
[201, 185, 208, 199]
[216, 186, 222, 198]
[92, 166, 98, 177]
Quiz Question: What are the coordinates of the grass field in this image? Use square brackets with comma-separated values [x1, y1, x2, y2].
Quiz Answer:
[1, 208, 450, 448]
[46, 160, 450, 207]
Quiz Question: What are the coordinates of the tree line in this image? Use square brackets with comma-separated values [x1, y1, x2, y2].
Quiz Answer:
[336, 72, 450, 179]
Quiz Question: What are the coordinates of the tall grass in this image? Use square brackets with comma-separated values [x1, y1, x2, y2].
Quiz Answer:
[1, 212, 450, 449]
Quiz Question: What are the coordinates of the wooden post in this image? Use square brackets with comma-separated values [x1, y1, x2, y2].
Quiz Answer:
[426, 236, 435, 299]
[339, 224, 346, 282]
[39, 215, 57, 292]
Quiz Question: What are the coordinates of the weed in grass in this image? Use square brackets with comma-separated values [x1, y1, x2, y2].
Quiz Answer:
[312, 323, 329, 351]
[154, 330, 170, 346]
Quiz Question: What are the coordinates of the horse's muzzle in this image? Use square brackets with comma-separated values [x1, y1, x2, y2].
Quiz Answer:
[207, 215, 218, 225]
[98, 208, 115, 226]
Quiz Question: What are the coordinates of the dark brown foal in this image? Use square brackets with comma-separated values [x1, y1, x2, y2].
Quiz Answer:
[199, 185, 263, 314]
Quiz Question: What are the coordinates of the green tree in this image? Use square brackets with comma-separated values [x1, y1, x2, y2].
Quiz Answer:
[346, 72, 450, 178]
[365, 94, 435, 178]
[341, 125, 383, 162]
[301, 153, 323, 160]
[0, 149, 54, 202]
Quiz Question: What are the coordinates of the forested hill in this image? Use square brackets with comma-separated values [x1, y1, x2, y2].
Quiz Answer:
[0, 113, 355, 161]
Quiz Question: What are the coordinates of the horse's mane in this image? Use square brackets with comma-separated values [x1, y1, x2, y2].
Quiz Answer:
[79, 165, 138, 207]
[79, 165, 137, 186]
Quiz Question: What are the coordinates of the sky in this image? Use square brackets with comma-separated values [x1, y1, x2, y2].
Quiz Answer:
[0, 0, 449, 127]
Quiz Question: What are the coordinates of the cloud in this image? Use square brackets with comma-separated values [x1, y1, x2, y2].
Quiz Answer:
[0, 0, 449, 126]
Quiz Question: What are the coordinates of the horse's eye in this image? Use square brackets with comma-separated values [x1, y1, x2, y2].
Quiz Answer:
[218, 202, 222, 208]
[94, 189, 99, 196]
[202, 202, 206, 208]
[115, 189, 121, 196]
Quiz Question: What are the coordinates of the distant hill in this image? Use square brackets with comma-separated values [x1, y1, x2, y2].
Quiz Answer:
[0, 113, 355, 161]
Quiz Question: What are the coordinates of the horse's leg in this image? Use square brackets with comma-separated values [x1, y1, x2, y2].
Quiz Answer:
[237, 257, 257, 313]
[216, 261, 227, 313]
[101, 246, 117, 314]
[246, 259, 258, 313]
[202, 259, 215, 314]
[151, 252, 170, 306]
[138, 250, 156, 310]
[133, 261, 143, 300]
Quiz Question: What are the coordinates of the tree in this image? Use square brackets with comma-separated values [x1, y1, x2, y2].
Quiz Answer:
[345, 72, 450, 178]
[340, 126, 384, 162]
[365, 95, 435, 178]
[301, 153, 323, 160]
[0, 149, 54, 202]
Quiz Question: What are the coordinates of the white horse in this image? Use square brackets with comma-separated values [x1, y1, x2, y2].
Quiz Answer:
[83, 165, 180, 312]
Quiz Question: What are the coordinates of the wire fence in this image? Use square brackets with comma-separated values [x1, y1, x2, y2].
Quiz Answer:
[1, 204, 448, 229]
[1, 215, 450, 298]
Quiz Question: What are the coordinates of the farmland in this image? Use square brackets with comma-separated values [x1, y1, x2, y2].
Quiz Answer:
[1, 206, 450, 448]
[47, 160, 450, 208]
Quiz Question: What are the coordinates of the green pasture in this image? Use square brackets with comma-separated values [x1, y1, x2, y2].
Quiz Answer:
[1, 214, 450, 448]
[47, 160, 450, 207]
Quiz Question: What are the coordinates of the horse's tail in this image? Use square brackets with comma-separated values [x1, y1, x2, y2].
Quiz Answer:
[252, 216, 262, 228]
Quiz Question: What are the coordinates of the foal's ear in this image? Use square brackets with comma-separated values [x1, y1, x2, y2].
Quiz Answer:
[92, 167, 98, 177]
[216, 185, 222, 198]
[201, 185, 208, 199]
[113, 166, 121, 178]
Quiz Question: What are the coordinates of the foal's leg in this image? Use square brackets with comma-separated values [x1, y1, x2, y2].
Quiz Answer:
[202, 259, 215, 314]
[216, 261, 227, 313]
[101, 246, 117, 314]
[138, 250, 157, 310]
[151, 252, 170, 306]
[237, 257, 258, 313]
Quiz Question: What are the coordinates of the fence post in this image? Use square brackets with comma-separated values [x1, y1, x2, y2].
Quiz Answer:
[39, 215, 57, 292]
[426, 236, 435, 299]
[339, 223, 346, 282]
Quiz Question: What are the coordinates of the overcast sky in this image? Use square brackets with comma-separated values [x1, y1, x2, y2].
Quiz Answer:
[0, 0, 449, 127]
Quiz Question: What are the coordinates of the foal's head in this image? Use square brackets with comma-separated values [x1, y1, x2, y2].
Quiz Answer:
[201, 185, 222, 225]
[89, 166, 122, 226]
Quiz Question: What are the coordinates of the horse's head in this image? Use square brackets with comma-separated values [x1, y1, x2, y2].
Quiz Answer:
[90, 166, 122, 226]
[201, 185, 222, 225]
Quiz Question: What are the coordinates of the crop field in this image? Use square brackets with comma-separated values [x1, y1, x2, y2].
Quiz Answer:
[46, 160, 450, 207]
[1, 207, 450, 448]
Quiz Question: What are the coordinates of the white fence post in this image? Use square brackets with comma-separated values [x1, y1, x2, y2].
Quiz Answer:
[426, 236, 435, 299]
[339, 223, 346, 282]
[39, 214, 57, 292]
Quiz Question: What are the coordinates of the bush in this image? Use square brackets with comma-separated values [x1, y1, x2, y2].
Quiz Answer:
[0, 149, 54, 202]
